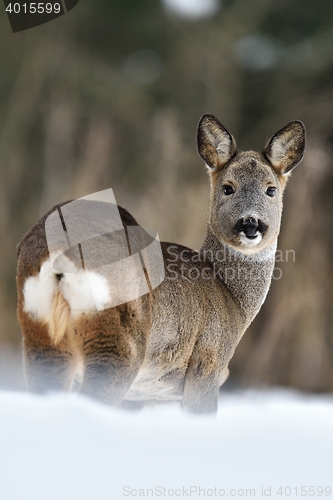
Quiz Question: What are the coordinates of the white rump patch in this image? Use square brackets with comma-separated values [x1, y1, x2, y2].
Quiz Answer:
[60, 269, 110, 317]
[55, 254, 110, 315]
[23, 259, 56, 321]
[23, 256, 111, 323]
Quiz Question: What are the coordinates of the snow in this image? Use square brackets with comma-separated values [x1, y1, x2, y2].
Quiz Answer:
[0, 389, 332, 500]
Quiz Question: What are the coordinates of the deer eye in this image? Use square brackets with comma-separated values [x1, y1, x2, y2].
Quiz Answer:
[266, 186, 276, 197]
[223, 185, 234, 195]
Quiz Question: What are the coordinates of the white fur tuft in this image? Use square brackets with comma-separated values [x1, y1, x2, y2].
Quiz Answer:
[60, 268, 110, 316]
[239, 232, 262, 246]
[269, 138, 291, 168]
[23, 259, 56, 321]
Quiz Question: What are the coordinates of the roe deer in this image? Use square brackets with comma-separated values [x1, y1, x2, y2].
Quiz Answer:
[16, 114, 305, 413]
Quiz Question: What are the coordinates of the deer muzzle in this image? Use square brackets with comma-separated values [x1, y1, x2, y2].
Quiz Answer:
[234, 217, 268, 240]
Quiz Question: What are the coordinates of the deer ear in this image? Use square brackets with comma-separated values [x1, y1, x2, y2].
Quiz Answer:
[197, 114, 237, 171]
[264, 120, 306, 175]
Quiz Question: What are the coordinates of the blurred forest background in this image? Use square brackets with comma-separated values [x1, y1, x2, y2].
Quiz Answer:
[0, 0, 333, 392]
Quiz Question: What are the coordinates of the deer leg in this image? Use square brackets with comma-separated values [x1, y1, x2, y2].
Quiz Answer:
[78, 303, 150, 406]
[79, 330, 145, 405]
[22, 318, 77, 394]
[182, 345, 226, 414]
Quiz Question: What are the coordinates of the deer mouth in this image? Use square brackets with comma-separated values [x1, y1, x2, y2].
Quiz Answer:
[239, 231, 262, 246]
[234, 218, 267, 245]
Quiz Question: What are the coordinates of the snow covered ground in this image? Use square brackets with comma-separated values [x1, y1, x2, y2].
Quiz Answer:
[0, 389, 332, 500]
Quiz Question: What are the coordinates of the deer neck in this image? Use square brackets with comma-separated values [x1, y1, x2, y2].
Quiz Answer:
[200, 229, 276, 328]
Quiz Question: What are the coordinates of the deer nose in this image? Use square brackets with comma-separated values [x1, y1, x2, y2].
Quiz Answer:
[234, 217, 259, 239]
